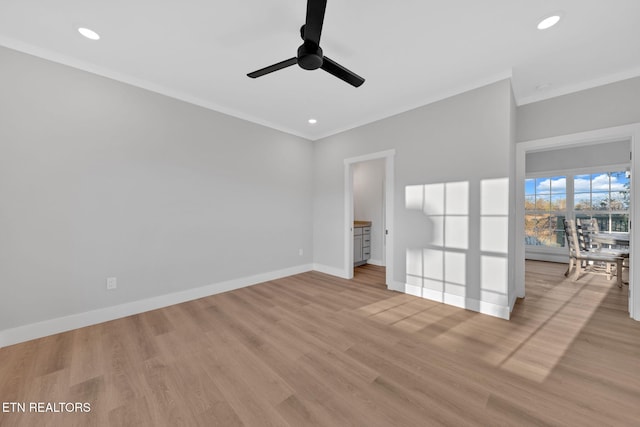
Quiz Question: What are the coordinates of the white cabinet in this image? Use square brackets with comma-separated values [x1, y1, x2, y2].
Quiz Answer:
[354, 234, 363, 263]
[354, 223, 371, 266]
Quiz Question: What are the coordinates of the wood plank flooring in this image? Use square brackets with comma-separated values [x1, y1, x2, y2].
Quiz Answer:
[1, 261, 639, 426]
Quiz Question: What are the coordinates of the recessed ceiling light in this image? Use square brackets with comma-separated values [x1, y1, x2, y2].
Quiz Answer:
[537, 15, 561, 30]
[308, 119, 317, 125]
[78, 27, 100, 40]
[535, 83, 551, 91]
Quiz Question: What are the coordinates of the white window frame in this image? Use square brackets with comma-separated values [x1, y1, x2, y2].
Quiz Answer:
[524, 173, 570, 260]
[572, 169, 631, 233]
[525, 164, 630, 261]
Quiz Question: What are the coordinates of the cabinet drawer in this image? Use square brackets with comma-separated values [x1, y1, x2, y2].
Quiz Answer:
[363, 227, 371, 235]
[363, 236, 371, 245]
[354, 227, 363, 236]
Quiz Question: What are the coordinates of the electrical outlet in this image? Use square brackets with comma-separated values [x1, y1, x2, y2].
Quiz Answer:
[106, 277, 117, 290]
[299, 248, 304, 256]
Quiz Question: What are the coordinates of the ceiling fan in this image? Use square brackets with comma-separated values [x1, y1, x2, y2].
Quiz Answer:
[247, 0, 365, 88]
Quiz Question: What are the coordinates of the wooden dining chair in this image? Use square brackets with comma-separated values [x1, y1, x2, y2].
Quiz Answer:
[576, 217, 630, 284]
[576, 217, 600, 250]
[563, 219, 625, 287]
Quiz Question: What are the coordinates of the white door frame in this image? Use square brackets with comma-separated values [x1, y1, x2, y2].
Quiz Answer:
[515, 123, 640, 320]
[344, 150, 396, 288]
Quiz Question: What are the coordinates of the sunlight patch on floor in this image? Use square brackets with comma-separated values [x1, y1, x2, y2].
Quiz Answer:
[356, 294, 415, 316]
[498, 280, 608, 383]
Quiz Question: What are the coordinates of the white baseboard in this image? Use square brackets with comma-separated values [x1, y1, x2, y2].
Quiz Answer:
[312, 263, 350, 279]
[0, 264, 313, 348]
[403, 283, 510, 320]
[388, 280, 405, 292]
[366, 259, 385, 267]
[509, 291, 520, 314]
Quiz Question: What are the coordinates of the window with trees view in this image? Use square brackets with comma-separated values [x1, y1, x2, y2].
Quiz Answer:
[574, 171, 630, 233]
[525, 176, 567, 247]
[525, 170, 630, 248]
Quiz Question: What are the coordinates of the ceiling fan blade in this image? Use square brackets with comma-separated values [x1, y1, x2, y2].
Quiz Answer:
[247, 57, 298, 78]
[304, 0, 327, 46]
[320, 56, 365, 87]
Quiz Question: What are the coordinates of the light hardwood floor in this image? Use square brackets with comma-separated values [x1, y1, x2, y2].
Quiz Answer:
[1, 261, 639, 426]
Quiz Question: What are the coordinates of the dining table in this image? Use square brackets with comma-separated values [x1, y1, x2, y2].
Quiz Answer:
[591, 232, 630, 247]
[590, 231, 630, 286]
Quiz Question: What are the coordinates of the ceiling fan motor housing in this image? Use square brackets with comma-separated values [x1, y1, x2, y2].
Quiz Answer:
[297, 42, 323, 70]
[247, 0, 364, 87]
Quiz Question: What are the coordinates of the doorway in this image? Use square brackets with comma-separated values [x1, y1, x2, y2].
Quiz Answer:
[344, 150, 396, 289]
[515, 123, 640, 319]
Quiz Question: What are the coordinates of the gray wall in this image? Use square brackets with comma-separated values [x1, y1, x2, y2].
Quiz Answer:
[5, 39, 636, 333]
[0, 46, 313, 330]
[526, 140, 631, 174]
[517, 76, 640, 142]
[353, 159, 385, 265]
[313, 80, 514, 316]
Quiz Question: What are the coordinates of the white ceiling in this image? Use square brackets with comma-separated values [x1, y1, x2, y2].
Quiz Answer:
[1, 0, 639, 140]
